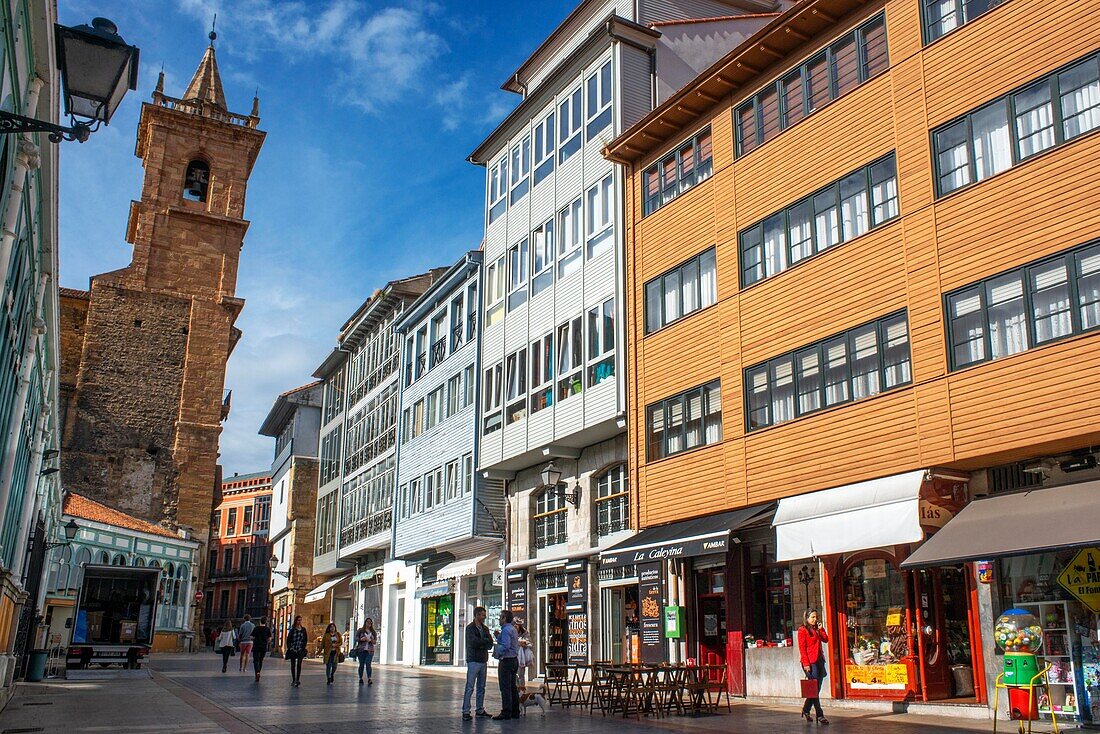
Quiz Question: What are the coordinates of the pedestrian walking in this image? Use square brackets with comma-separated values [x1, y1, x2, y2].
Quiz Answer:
[238, 614, 255, 673]
[353, 618, 378, 686]
[251, 616, 271, 682]
[798, 608, 830, 726]
[285, 615, 307, 687]
[492, 609, 520, 720]
[321, 622, 343, 685]
[461, 606, 494, 721]
[215, 620, 237, 674]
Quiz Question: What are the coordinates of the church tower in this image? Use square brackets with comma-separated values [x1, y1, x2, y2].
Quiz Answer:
[59, 33, 265, 628]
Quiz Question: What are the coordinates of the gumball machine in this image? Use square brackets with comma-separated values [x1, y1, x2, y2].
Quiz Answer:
[993, 609, 1059, 733]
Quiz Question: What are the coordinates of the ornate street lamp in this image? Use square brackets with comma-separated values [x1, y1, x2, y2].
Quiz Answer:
[44, 518, 79, 550]
[268, 554, 290, 578]
[541, 461, 580, 509]
[0, 17, 139, 143]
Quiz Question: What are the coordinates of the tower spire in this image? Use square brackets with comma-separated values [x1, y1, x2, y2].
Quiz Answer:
[184, 26, 227, 110]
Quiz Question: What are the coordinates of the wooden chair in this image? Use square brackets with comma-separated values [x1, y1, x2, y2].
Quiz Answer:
[589, 662, 614, 715]
[701, 664, 731, 713]
[545, 664, 569, 707]
[654, 665, 686, 716]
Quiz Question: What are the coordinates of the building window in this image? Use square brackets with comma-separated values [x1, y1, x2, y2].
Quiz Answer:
[463, 364, 475, 408]
[505, 347, 528, 425]
[529, 333, 554, 415]
[450, 295, 465, 352]
[488, 156, 508, 223]
[533, 109, 555, 186]
[208, 549, 217, 573]
[557, 197, 582, 279]
[642, 127, 713, 216]
[183, 159, 209, 202]
[482, 362, 503, 434]
[735, 14, 888, 157]
[463, 453, 474, 495]
[485, 254, 506, 327]
[746, 311, 911, 431]
[644, 247, 717, 334]
[508, 238, 529, 311]
[429, 310, 447, 369]
[223, 548, 233, 572]
[254, 495, 271, 534]
[211, 509, 221, 537]
[320, 427, 342, 485]
[587, 298, 615, 387]
[586, 59, 613, 139]
[426, 386, 444, 431]
[558, 87, 583, 163]
[533, 487, 568, 550]
[323, 367, 345, 424]
[445, 460, 460, 501]
[947, 239, 1100, 370]
[740, 153, 899, 287]
[447, 373, 461, 417]
[934, 50, 1100, 197]
[555, 316, 584, 402]
[316, 492, 337, 555]
[531, 217, 554, 297]
[923, 0, 1010, 44]
[585, 173, 614, 259]
[236, 589, 246, 617]
[595, 464, 629, 537]
[509, 135, 530, 204]
[242, 506, 253, 535]
[410, 477, 423, 515]
[226, 508, 237, 536]
[646, 380, 722, 461]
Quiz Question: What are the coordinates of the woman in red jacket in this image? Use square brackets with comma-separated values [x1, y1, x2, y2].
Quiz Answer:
[797, 609, 829, 725]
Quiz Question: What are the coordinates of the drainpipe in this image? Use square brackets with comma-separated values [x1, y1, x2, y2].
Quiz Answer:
[0, 76, 44, 293]
[0, 274, 48, 536]
[13, 410, 48, 580]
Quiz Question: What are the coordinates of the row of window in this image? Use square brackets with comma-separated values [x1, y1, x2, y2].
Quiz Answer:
[489, 59, 613, 224]
[735, 14, 887, 158]
[340, 457, 395, 547]
[484, 172, 614, 327]
[532, 465, 629, 550]
[211, 500, 269, 538]
[483, 298, 616, 434]
[343, 383, 398, 475]
[345, 309, 401, 409]
[947, 239, 1100, 370]
[923, 0, 1008, 44]
[403, 364, 476, 441]
[405, 280, 478, 386]
[745, 311, 911, 432]
[396, 453, 475, 520]
[642, 128, 713, 216]
[319, 427, 342, 487]
[644, 247, 717, 334]
[740, 153, 899, 287]
[934, 50, 1100, 197]
[646, 380, 723, 461]
[315, 491, 338, 556]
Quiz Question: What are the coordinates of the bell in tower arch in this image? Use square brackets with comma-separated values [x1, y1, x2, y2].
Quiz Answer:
[183, 159, 210, 202]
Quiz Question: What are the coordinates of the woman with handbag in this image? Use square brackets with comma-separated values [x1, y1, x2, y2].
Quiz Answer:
[285, 615, 307, 687]
[321, 622, 343, 685]
[353, 618, 377, 686]
[797, 609, 829, 725]
[215, 620, 237, 674]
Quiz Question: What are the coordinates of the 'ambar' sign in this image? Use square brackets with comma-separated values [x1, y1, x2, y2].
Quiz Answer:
[1056, 548, 1100, 613]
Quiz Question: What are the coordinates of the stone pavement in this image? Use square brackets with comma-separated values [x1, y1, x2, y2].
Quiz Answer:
[0, 653, 1022, 734]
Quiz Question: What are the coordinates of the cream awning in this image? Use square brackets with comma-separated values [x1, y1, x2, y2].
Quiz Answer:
[304, 574, 349, 603]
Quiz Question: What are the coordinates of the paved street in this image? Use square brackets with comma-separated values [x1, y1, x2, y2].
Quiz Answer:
[0, 654, 1010, 734]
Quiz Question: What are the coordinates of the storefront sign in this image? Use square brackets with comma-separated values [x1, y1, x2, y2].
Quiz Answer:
[566, 560, 588, 609]
[976, 560, 994, 584]
[845, 663, 909, 689]
[567, 612, 589, 663]
[863, 559, 887, 580]
[414, 582, 450, 599]
[507, 570, 528, 628]
[919, 476, 968, 533]
[1056, 548, 1100, 613]
[601, 534, 728, 568]
[638, 562, 664, 663]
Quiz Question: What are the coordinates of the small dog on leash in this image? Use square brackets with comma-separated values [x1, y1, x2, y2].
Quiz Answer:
[519, 681, 549, 715]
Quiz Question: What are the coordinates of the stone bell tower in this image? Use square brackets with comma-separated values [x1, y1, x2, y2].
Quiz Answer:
[60, 33, 265, 596]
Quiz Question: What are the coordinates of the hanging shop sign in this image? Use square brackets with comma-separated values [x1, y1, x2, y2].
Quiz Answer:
[638, 562, 664, 663]
[976, 560, 994, 584]
[507, 570, 528, 629]
[1056, 547, 1100, 613]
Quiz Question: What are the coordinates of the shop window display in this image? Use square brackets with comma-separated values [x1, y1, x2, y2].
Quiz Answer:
[747, 542, 793, 645]
[842, 558, 909, 686]
[423, 595, 454, 665]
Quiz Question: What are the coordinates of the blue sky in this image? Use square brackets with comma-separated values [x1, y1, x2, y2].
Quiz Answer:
[58, 1, 577, 475]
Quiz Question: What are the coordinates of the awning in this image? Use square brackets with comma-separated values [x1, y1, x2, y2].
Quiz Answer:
[601, 505, 772, 568]
[774, 470, 926, 562]
[902, 480, 1100, 568]
[351, 566, 383, 584]
[437, 553, 498, 580]
[414, 581, 451, 599]
[304, 574, 349, 603]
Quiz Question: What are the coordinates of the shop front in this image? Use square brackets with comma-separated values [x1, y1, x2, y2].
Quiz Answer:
[437, 552, 503, 667]
[774, 469, 980, 703]
[416, 581, 454, 665]
[598, 562, 639, 664]
[902, 479, 1100, 724]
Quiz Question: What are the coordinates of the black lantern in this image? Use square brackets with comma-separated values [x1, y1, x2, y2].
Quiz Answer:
[269, 554, 289, 578]
[541, 461, 580, 509]
[44, 518, 79, 549]
[0, 17, 138, 143]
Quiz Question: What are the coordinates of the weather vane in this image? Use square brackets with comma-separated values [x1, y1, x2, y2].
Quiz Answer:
[209, 13, 217, 46]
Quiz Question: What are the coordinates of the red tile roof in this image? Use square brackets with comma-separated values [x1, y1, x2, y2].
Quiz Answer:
[63, 493, 181, 540]
[59, 287, 90, 299]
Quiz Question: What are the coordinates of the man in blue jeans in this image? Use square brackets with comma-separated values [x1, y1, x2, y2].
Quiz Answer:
[462, 606, 494, 721]
[493, 609, 520, 720]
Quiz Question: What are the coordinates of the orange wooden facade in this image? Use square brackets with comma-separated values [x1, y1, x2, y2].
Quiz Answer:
[609, 0, 1100, 529]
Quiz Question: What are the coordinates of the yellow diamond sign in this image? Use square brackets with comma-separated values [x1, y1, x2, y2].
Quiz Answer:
[1057, 548, 1100, 613]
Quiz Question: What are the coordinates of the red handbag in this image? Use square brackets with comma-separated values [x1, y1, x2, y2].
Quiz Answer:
[800, 678, 819, 698]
